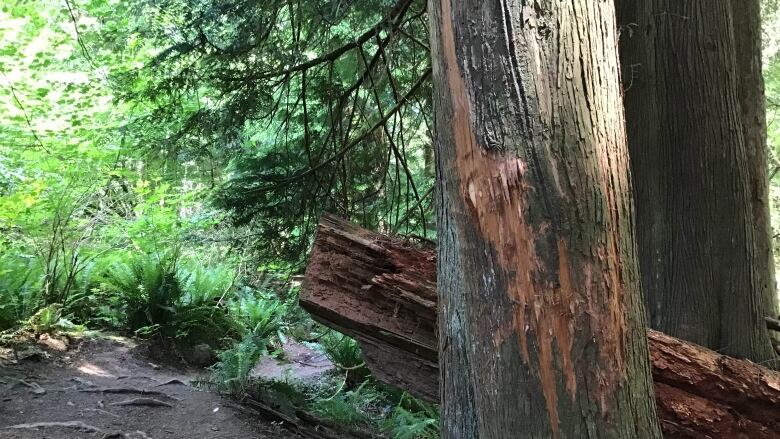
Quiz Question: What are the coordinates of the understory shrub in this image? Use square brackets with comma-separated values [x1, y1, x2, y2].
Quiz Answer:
[319, 331, 371, 384]
[100, 250, 240, 346]
[229, 291, 288, 340]
[382, 393, 440, 439]
[0, 253, 43, 330]
[210, 334, 266, 396]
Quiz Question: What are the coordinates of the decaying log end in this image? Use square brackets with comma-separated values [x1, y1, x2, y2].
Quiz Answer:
[300, 213, 439, 401]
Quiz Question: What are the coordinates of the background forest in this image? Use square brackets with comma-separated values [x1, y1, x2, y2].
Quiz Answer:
[1, 0, 780, 437]
[0, 0, 436, 436]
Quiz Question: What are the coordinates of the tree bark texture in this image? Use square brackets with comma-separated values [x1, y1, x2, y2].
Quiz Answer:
[427, 2, 663, 435]
[300, 214, 780, 439]
[729, 0, 779, 326]
[616, 1, 778, 366]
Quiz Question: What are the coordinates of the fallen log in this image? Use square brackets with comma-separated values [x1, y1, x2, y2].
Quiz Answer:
[301, 214, 780, 438]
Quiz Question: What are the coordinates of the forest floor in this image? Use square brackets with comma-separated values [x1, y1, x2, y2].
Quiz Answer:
[0, 334, 307, 439]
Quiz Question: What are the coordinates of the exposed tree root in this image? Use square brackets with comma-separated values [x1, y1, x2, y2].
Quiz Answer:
[80, 387, 182, 402]
[110, 397, 174, 407]
[4, 420, 104, 433]
[155, 378, 187, 387]
[80, 387, 170, 397]
[4, 419, 153, 439]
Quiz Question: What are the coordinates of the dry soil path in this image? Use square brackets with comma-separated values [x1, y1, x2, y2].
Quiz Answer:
[0, 336, 303, 439]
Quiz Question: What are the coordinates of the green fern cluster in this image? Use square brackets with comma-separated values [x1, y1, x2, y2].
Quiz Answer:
[0, 254, 43, 330]
[221, 327, 440, 438]
[229, 293, 287, 340]
[99, 250, 240, 346]
[313, 333, 440, 438]
[210, 334, 265, 397]
[382, 393, 440, 439]
[310, 391, 372, 426]
[61, 257, 123, 328]
[245, 371, 441, 438]
[318, 331, 371, 384]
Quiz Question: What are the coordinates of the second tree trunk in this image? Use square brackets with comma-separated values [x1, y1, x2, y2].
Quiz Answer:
[617, 0, 778, 366]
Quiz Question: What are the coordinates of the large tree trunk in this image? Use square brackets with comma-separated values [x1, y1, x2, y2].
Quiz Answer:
[300, 214, 780, 439]
[730, 0, 779, 327]
[427, 2, 661, 435]
[617, 0, 778, 366]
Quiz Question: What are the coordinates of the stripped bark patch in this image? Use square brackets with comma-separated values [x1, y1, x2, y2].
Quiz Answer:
[436, 0, 635, 434]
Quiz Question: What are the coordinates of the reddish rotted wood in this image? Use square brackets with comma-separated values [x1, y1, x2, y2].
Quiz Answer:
[649, 330, 780, 437]
[300, 214, 780, 438]
[300, 214, 438, 399]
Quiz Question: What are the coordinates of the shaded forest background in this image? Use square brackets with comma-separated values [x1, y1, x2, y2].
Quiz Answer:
[1, 0, 780, 436]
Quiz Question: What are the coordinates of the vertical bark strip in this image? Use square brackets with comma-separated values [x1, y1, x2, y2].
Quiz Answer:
[617, 1, 778, 366]
[429, 1, 662, 437]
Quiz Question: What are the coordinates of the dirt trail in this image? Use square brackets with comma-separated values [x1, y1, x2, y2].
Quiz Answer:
[0, 336, 302, 439]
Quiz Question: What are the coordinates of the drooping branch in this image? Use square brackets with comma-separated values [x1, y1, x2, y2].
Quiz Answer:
[63, 0, 97, 69]
[236, 0, 416, 83]
[126, 0, 434, 259]
[244, 67, 432, 189]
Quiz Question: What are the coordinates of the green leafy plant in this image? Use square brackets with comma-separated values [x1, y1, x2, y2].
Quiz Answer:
[308, 380, 387, 429]
[319, 331, 370, 384]
[0, 254, 43, 330]
[249, 375, 313, 416]
[24, 303, 84, 335]
[382, 393, 440, 439]
[61, 256, 124, 328]
[229, 292, 287, 340]
[101, 250, 240, 346]
[210, 334, 265, 397]
[178, 263, 234, 305]
[319, 331, 364, 369]
[174, 262, 240, 345]
[310, 391, 371, 427]
[25, 304, 62, 334]
[101, 250, 182, 332]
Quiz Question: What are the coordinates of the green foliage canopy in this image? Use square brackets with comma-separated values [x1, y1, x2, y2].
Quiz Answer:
[117, 0, 434, 261]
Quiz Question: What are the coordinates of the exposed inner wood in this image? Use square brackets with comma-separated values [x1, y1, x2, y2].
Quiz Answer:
[301, 214, 780, 438]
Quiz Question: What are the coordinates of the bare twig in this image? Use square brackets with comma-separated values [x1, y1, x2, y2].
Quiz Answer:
[246, 68, 431, 191]
[0, 70, 54, 156]
[154, 378, 188, 387]
[236, 0, 414, 83]
[64, 0, 97, 69]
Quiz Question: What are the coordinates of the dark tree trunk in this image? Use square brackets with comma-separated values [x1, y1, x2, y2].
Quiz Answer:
[428, 1, 661, 437]
[617, 1, 778, 366]
[300, 214, 780, 438]
[730, 0, 779, 328]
